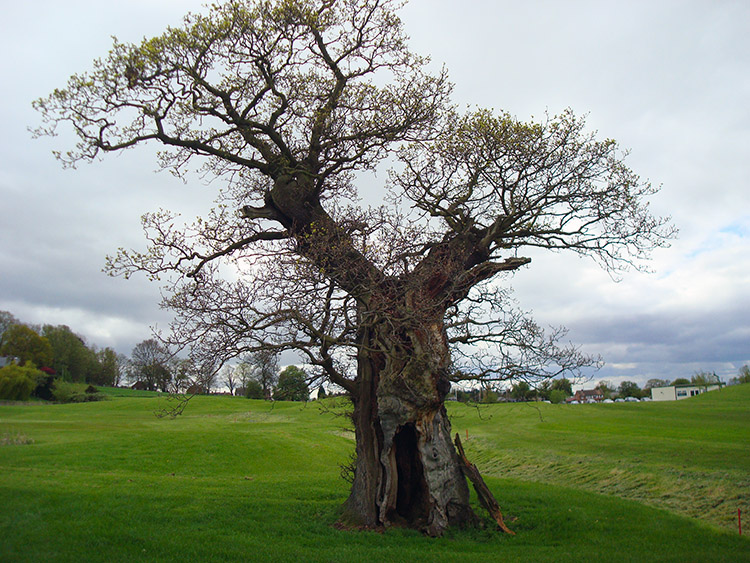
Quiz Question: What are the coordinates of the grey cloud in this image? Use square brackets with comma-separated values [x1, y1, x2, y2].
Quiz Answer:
[566, 304, 750, 380]
[1, 0, 748, 377]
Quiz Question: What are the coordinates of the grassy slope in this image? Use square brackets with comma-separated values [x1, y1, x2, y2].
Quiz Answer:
[455, 384, 750, 531]
[0, 388, 748, 562]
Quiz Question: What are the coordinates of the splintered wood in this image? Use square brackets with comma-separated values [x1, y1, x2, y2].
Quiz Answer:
[454, 433, 515, 535]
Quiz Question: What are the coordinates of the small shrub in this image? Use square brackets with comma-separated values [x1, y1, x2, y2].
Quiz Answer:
[244, 380, 264, 399]
[550, 389, 567, 404]
[0, 364, 38, 401]
[51, 379, 77, 403]
[52, 379, 106, 403]
[33, 373, 55, 401]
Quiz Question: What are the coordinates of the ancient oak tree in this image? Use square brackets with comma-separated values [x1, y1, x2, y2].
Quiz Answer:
[35, 0, 674, 535]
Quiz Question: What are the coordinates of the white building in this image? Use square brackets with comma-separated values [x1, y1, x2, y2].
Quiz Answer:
[651, 383, 724, 401]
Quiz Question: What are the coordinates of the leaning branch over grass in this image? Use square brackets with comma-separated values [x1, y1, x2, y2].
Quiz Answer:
[454, 433, 515, 535]
[154, 393, 195, 419]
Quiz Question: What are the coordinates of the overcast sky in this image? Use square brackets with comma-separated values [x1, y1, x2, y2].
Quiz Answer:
[1, 0, 748, 387]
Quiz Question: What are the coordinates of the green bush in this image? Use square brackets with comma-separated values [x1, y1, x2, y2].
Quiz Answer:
[0, 363, 38, 401]
[33, 373, 55, 400]
[549, 389, 567, 404]
[52, 379, 106, 403]
[51, 379, 76, 403]
[244, 380, 264, 399]
[481, 390, 499, 403]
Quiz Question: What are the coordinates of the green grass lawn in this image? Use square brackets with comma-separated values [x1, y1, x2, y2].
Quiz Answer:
[455, 384, 750, 531]
[1, 386, 749, 561]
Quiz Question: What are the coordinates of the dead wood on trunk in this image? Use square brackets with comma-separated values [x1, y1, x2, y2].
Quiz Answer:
[454, 433, 515, 535]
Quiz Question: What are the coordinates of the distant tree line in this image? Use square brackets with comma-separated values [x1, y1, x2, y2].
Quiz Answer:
[597, 370, 736, 400]
[125, 340, 309, 401]
[5, 306, 741, 404]
[1, 310, 311, 402]
[453, 377, 575, 404]
[0, 310, 126, 401]
[219, 351, 309, 402]
[125, 338, 215, 394]
[452, 367, 749, 405]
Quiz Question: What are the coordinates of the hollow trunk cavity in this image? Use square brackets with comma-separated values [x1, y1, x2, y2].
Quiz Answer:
[342, 314, 477, 536]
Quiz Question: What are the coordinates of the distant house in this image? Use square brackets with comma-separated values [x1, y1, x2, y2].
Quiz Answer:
[570, 388, 604, 403]
[651, 383, 724, 401]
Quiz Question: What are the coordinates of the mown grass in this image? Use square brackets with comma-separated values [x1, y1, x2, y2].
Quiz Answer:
[456, 384, 750, 531]
[1, 387, 748, 562]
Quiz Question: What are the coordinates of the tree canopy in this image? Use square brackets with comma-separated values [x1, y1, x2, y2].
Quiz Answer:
[0, 311, 20, 339]
[691, 371, 720, 386]
[274, 365, 309, 401]
[618, 380, 643, 399]
[128, 339, 172, 392]
[244, 349, 279, 400]
[33, 0, 672, 386]
[0, 324, 53, 368]
[42, 325, 96, 382]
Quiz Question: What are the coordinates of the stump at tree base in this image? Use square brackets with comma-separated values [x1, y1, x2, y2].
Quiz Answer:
[454, 433, 515, 535]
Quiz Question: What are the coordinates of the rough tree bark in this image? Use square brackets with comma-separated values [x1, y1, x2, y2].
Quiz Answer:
[343, 307, 477, 535]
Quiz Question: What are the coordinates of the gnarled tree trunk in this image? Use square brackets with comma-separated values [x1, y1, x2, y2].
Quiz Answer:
[342, 303, 477, 536]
